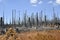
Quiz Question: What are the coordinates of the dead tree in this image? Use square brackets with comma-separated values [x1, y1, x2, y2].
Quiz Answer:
[39, 10, 43, 26]
[24, 10, 27, 27]
[36, 12, 39, 26]
[12, 10, 13, 24]
[53, 7, 58, 25]
[18, 11, 20, 26]
[31, 13, 35, 27]
[1, 11, 4, 28]
[28, 17, 32, 28]
[12, 9, 16, 27]
[44, 15, 47, 26]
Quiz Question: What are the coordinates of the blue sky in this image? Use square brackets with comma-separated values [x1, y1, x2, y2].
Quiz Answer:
[0, 0, 60, 23]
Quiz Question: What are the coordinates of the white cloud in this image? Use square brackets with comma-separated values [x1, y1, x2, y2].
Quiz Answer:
[30, 0, 38, 6]
[30, 0, 43, 6]
[30, 0, 60, 6]
[38, 1, 42, 4]
[48, 1, 53, 4]
[56, 0, 60, 4]
[47, 0, 60, 6]
[30, 0, 38, 4]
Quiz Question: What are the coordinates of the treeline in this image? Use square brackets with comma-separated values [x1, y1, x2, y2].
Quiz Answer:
[7, 8, 60, 28]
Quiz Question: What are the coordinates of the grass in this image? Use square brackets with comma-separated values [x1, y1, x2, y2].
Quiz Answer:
[0, 28, 60, 40]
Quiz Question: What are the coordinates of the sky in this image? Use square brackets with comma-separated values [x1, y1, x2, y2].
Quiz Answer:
[0, 0, 60, 24]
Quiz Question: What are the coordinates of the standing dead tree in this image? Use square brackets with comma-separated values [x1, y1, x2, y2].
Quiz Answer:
[23, 10, 27, 27]
[31, 13, 35, 27]
[36, 12, 39, 26]
[18, 11, 20, 26]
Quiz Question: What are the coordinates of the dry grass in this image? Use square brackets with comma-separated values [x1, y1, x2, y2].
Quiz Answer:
[0, 28, 60, 40]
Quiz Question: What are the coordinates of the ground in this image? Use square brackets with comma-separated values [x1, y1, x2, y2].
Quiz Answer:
[0, 29, 60, 40]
